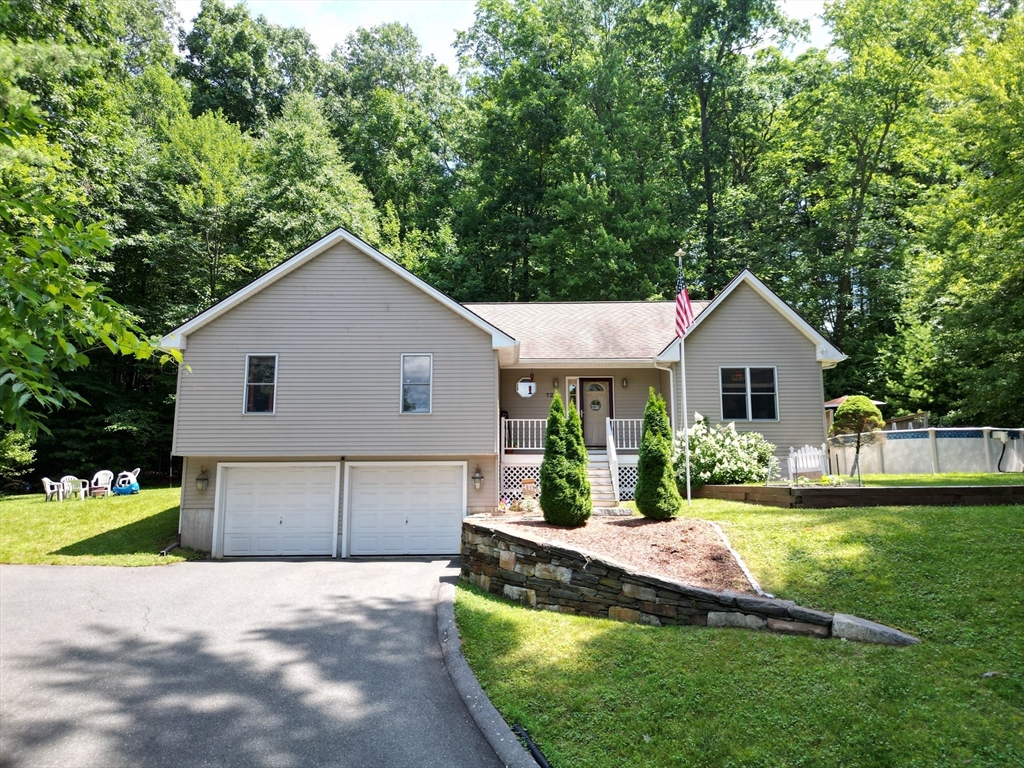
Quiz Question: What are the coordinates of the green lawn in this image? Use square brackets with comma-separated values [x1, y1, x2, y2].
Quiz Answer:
[0, 487, 200, 566]
[455, 499, 1024, 768]
[859, 472, 1024, 487]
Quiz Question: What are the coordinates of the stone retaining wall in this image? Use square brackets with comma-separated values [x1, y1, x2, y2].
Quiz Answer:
[461, 520, 919, 645]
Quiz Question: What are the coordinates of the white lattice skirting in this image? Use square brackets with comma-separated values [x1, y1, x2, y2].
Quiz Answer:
[617, 465, 638, 501]
[501, 464, 542, 501]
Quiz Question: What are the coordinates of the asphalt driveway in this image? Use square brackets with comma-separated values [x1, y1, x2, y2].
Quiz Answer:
[0, 558, 503, 768]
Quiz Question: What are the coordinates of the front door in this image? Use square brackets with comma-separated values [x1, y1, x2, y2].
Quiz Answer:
[581, 380, 610, 446]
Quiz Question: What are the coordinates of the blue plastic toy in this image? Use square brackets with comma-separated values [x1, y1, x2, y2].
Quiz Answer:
[113, 468, 141, 495]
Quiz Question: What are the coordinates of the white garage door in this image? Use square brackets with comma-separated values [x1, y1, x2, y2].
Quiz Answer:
[221, 464, 338, 556]
[348, 464, 465, 556]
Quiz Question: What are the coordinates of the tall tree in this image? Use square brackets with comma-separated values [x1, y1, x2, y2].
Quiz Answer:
[320, 23, 465, 276]
[644, 0, 791, 293]
[178, 0, 322, 133]
[0, 108, 170, 435]
[893, 12, 1024, 424]
[248, 92, 380, 265]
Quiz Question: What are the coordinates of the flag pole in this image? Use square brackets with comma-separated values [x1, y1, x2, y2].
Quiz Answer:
[678, 253, 692, 507]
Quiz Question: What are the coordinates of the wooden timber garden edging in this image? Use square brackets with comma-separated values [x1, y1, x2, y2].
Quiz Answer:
[693, 483, 1024, 508]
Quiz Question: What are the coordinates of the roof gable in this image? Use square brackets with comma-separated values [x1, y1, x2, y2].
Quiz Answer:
[159, 228, 518, 358]
[656, 270, 846, 368]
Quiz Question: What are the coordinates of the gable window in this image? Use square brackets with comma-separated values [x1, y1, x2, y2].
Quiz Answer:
[244, 355, 277, 414]
[401, 354, 432, 414]
[720, 367, 777, 421]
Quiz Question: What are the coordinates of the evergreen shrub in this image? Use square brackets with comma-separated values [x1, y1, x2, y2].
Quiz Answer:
[634, 388, 682, 520]
[539, 392, 592, 526]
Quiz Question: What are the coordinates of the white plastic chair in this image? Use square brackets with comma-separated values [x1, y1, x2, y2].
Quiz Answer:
[42, 477, 64, 502]
[59, 475, 88, 501]
[788, 444, 829, 479]
[89, 470, 114, 498]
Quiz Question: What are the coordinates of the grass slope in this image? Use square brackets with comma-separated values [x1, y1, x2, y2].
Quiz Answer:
[0, 487, 199, 566]
[455, 499, 1024, 768]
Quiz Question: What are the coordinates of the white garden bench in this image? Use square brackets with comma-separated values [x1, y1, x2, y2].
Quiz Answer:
[788, 443, 828, 479]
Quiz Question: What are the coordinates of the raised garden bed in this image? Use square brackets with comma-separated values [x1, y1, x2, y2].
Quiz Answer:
[485, 515, 753, 593]
[694, 483, 1024, 508]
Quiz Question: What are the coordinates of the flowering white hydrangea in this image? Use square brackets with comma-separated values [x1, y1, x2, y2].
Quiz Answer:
[674, 414, 776, 488]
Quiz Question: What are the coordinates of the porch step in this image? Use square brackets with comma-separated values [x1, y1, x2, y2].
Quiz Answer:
[586, 459, 617, 505]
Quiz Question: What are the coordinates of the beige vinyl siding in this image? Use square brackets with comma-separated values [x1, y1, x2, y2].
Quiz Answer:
[173, 242, 497, 456]
[499, 368, 664, 421]
[180, 454, 499, 552]
[675, 282, 827, 456]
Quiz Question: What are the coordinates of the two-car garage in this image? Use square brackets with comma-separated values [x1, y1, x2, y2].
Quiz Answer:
[214, 461, 467, 558]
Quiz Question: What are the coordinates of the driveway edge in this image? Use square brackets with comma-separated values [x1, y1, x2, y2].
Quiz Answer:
[436, 580, 542, 768]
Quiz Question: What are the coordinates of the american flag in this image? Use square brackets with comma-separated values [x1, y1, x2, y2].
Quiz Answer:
[675, 264, 695, 338]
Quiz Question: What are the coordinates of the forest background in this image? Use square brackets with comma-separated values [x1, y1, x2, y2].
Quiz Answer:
[1, 0, 1021, 483]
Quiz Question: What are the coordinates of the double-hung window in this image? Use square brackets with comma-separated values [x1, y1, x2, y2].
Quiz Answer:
[720, 367, 777, 421]
[244, 355, 277, 414]
[401, 354, 432, 414]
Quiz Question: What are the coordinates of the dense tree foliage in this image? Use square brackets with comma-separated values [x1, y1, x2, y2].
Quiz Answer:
[1, 0, 1020, 483]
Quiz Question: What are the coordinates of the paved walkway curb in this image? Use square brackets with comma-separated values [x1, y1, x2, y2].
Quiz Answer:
[436, 581, 542, 768]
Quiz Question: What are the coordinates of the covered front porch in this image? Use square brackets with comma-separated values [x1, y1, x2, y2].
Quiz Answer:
[497, 366, 675, 504]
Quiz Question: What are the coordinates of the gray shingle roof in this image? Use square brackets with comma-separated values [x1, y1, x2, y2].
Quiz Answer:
[463, 301, 711, 360]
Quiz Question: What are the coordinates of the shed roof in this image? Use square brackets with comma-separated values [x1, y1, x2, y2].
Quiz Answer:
[463, 301, 711, 361]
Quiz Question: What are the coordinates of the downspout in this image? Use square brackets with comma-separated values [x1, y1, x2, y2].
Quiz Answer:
[654, 361, 676, 434]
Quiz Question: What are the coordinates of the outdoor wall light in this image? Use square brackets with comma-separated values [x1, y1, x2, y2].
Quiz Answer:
[553, 378, 559, 389]
[472, 465, 484, 491]
[195, 466, 209, 492]
[622, 378, 628, 389]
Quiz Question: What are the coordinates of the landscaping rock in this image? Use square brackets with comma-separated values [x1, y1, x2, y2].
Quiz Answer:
[707, 611, 766, 630]
[831, 613, 919, 646]
[503, 585, 537, 607]
[499, 550, 516, 571]
[622, 583, 657, 602]
[608, 606, 640, 623]
[787, 605, 833, 626]
[735, 595, 792, 618]
[534, 563, 573, 583]
[766, 618, 830, 638]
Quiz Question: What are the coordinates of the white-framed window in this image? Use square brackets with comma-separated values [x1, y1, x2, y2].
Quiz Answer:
[244, 354, 278, 414]
[720, 367, 777, 421]
[400, 354, 432, 414]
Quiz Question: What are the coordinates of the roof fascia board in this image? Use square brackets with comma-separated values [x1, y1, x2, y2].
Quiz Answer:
[158, 228, 517, 351]
[504, 359, 661, 369]
[654, 270, 846, 367]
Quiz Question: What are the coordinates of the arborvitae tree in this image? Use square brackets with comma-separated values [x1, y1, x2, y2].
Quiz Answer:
[634, 388, 682, 520]
[565, 403, 592, 516]
[540, 392, 591, 526]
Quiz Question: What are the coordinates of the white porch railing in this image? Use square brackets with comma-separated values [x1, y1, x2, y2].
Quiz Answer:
[609, 418, 644, 451]
[502, 417, 547, 452]
[605, 417, 620, 502]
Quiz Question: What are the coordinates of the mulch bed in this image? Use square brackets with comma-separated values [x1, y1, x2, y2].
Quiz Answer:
[486, 514, 754, 594]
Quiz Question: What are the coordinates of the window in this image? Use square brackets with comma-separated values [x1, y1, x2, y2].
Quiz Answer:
[720, 367, 777, 421]
[401, 354, 432, 414]
[244, 355, 277, 414]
